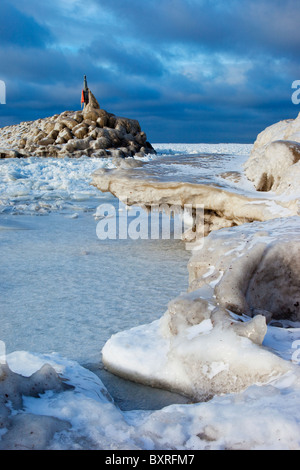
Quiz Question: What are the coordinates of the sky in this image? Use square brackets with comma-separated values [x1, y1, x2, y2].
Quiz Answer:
[0, 0, 300, 143]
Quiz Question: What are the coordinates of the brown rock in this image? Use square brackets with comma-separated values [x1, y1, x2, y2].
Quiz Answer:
[48, 129, 59, 140]
[65, 136, 92, 152]
[92, 136, 112, 149]
[96, 116, 109, 128]
[34, 131, 47, 143]
[72, 111, 83, 123]
[0, 148, 23, 158]
[54, 122, 66, 132]
[89, 128, 100, 140]
[73, 125, 89, 139]
[43, 122, 56, 134]
[59, 117, 78, 130]
[38, 137, 55, 146]
[55, 136, 66, 145]
[59, 128, 73, 142]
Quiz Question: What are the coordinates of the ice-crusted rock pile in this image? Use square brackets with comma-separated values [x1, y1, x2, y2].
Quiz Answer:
[0, 90, 155, 160]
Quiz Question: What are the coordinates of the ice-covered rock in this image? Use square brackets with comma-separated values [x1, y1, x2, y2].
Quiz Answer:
[102, 217, 300, 400]
[0, 351, 136, 450]
[244, 112, 300, 199]
[0, 346, 298, 450]
[0, 90, 156, 160]
[0, 359, 72, 449]
[92, 159, 297, 237]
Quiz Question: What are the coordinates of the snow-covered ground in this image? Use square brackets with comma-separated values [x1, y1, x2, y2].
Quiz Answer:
[0, 143, 299, 450]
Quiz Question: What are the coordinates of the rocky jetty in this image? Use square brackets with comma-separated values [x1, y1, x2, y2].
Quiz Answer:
[0, 90, 155, 159]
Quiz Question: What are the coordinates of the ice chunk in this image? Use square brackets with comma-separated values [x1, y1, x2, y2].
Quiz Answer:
[0, 358, 72, 449]
[102, 217, 300, 400]
[244, 113, 300, 204]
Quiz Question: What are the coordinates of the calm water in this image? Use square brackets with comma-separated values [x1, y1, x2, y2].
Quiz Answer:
[0, 200, 190, 408]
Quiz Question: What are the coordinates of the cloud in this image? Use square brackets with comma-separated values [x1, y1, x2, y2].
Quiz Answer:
[100, 0, 300, 58]
[0, 1, 52, 48]
[0, 0, 299, 142]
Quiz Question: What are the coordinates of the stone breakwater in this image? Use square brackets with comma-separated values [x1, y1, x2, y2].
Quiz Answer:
[0, 94, 155, 160]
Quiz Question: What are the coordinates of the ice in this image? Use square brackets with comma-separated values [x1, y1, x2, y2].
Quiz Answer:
[92, 144, 298, 242]
[0, 212, 189, 365]
[102, 307, 292, 401]
[0, 156, 115, 215]
[0, 348, 298, 450]
[244, 113, 300, 202]
[154, 143, 253, 157]
[0, 142, 299, 450]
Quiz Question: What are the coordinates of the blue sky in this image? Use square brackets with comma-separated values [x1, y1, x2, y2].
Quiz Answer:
[0, 0, 299, 143]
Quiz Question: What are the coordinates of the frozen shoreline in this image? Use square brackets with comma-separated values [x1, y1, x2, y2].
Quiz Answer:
[94, 138, 300, 448]
[0, 141, 299, 449]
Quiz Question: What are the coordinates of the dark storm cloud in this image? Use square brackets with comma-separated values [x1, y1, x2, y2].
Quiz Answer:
[0, 0, 300, 142]
[100, 0, 300, 57]
[0, 1, 52, 48]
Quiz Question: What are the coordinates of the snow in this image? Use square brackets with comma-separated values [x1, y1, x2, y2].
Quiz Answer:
[1, 344, 299, 450]
[154, 143, 253, 156]
[0, 156, 115, 215]
[244, 113, 300, 199]
[2, 348, 299, 450]
[0, 142, 299, 450]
